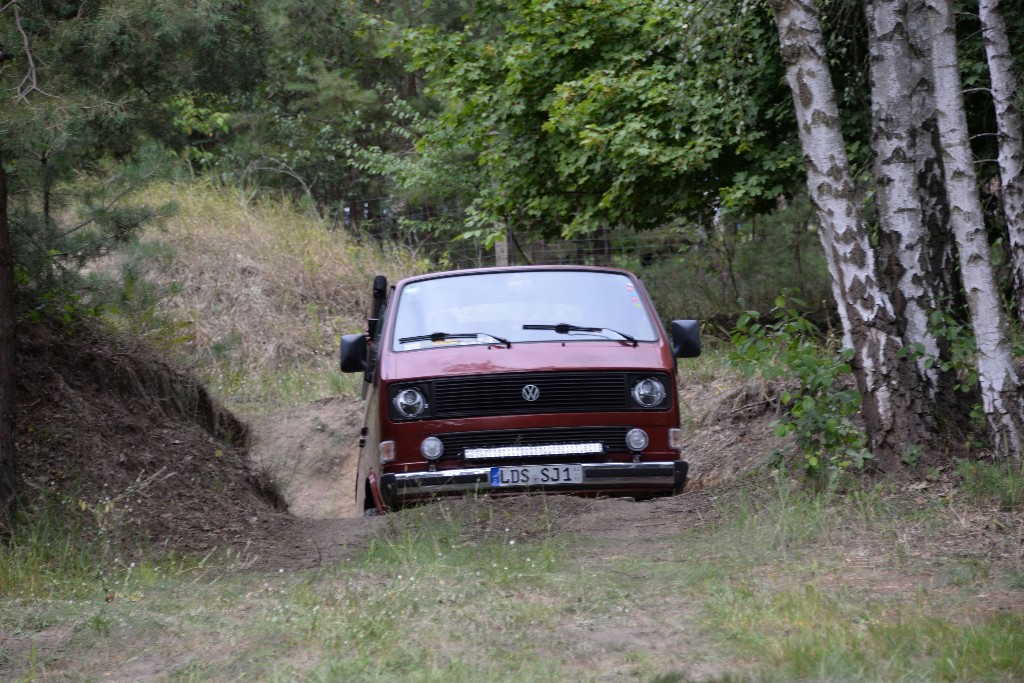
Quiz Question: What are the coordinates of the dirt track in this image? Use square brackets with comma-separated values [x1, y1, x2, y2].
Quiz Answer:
[240, 384, 778, 572]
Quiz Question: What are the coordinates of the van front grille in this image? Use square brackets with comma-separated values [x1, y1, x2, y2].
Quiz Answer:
[433, 372, 631, 418]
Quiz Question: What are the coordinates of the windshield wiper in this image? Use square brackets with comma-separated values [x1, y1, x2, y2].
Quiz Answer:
[522, 323, 638, 347]
[398, 331, 512, 349]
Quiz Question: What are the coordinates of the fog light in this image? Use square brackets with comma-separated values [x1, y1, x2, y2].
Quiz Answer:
[379, 440, 396, 464]
[625, 428, 649, 452]
[420, 436, 444, 461]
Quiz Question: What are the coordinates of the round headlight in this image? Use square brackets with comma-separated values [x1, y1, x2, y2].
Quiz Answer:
[420, 436, 444, 461]
[626, 428, 649, 452]
[631, 377, 666, 408]
[393, 388, 427, 418]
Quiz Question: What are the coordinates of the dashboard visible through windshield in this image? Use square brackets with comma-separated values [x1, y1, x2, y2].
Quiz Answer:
[390, 270, 659, 351]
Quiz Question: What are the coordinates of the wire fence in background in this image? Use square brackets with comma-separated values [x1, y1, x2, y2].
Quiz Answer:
[326, 194, 832, 325]
[329, 195, 687, 269]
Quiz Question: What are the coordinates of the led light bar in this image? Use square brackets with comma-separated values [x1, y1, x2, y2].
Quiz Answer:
[464, 442, 604, 460]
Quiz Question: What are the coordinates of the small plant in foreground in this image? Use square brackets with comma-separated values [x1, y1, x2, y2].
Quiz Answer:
[956, 459, 1024, 510]
[729, 294, 870, 486]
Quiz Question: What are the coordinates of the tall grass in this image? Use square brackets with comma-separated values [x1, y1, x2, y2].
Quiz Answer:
[0, 491, 187, 598]
[101, 180, 431, 410]
[956, 459, 1024, 510]
[0, 494, 99, 596]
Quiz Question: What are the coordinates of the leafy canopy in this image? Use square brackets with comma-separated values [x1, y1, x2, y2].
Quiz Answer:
[403, 0, 800, 240]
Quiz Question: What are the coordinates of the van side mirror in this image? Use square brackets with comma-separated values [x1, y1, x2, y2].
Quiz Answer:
[371, 275, 387, 318]
[671, 320, 701, 358]
[340, 333, 368, 372]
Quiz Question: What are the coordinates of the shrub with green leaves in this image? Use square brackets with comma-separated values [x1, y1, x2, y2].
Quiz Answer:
[728, 294, 870, 483]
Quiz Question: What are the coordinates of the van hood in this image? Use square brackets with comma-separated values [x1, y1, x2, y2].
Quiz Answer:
[379, 340, 674, 382]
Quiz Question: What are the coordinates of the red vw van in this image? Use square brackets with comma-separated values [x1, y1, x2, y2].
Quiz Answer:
[340, 266, 700, 514]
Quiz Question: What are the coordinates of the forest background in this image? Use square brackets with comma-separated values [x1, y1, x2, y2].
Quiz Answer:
[2, 0, 1024, 528]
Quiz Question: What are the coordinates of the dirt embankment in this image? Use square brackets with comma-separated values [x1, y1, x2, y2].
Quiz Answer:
[15, 320, 291, 554]
[14, 320, 392, 570]
[248, 398, 364, 520]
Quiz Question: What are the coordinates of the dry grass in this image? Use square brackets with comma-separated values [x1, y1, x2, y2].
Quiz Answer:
[114, 181, 431, 410]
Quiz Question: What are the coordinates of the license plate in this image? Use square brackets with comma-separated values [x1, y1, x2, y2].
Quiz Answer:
[489, 465, 583, 487]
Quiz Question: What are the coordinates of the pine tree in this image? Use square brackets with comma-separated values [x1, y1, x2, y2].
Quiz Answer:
[0, 0, 266, 528]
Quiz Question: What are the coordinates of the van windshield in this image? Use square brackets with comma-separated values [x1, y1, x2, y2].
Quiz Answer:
[390, 270, 660, 351]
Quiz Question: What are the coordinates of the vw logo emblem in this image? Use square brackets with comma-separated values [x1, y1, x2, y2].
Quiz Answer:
[521, 384, 541, 402]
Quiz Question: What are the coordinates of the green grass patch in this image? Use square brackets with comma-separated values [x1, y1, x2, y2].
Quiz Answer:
[706, 582, 1024, 682]
[4, 484, 1021, 682]
[956, 459, 1024, 510]
[198, 358, 364, 411]
[0, 491, 187, 599]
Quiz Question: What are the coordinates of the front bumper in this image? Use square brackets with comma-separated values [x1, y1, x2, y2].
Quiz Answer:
[379, 460, 688, 509]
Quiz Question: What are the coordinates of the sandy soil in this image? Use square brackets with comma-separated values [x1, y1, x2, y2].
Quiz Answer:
[248, 397, 364, 519]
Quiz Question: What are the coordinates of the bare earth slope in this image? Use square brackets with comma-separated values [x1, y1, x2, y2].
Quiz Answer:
[14, 320, 381, 568]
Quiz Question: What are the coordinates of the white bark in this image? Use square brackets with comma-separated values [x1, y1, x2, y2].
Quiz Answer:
[979, 0, 1024, 323]
[771, 0, 934, 467]
[927, 0, 1024, 460]
[866, 0, 942, 391]
[817, 225, 854, 350]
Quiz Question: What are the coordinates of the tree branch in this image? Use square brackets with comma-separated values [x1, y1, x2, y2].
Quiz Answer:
[13, 2, 53, 102]
[62, 170, 159, 238]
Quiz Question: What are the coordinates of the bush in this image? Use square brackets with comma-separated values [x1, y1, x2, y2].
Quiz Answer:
[728, 294, 870, 485]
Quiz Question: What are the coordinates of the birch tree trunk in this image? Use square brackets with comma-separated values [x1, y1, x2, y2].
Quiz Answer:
[770, 0, 935, 469]
[979, 0, 1024, 323]
[926, 0, 1024, 460]
[866, 0, 942, 392]
[906, 1, 960, 320]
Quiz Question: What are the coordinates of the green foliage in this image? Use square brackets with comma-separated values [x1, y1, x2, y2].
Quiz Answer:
[402, 0, 801, 240]
[2, 0, 266, 313]
[171, 93, 233, 169]
[203, 0, 473, 219]
[904, 310, 980, 394]
[729, 294, 870, 483]
[12, 145, 178, 319]
[900, 309, 987, 436]
[88, 239, 194, 353]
